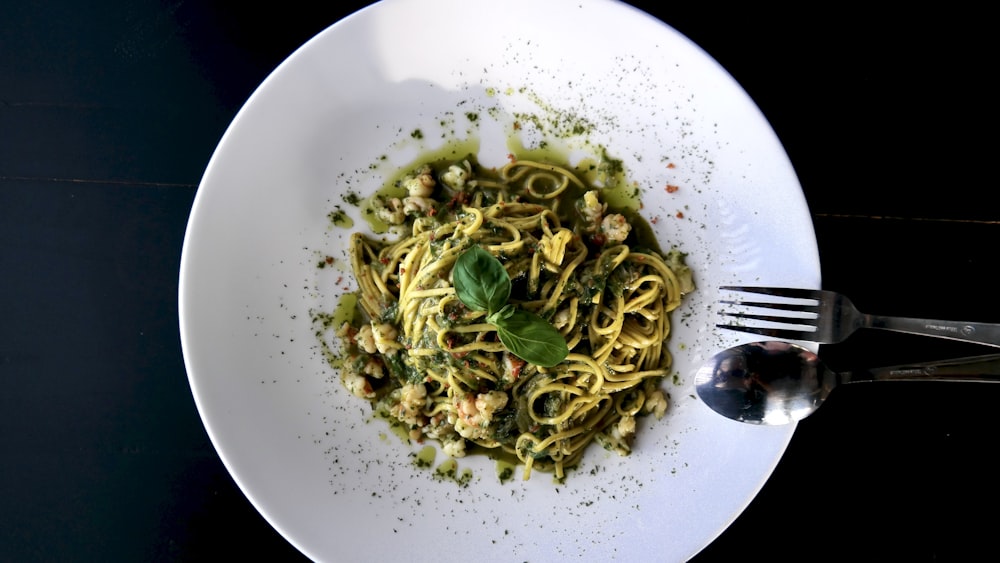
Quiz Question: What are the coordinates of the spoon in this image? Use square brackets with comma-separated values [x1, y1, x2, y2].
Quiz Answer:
[694, 340, 1000, 425]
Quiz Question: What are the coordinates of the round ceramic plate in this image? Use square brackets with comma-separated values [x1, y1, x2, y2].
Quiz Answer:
[179, 0, 820, 561]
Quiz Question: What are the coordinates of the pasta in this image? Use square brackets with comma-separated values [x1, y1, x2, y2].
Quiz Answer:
[332, 155, 694, 480]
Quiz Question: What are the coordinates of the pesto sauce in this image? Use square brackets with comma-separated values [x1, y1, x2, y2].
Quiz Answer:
[332, 292, 361, 327]
[310, 293, 362, 369]
[488, 448, 524, 483]
[495, 459, 516, 483]
[621, 207, 664, 255]
[360, 138, 482, 233]
[373, 402, 413, 443]
[498, 141, 657, 255]
[405, 441, 523, 484]
[434, 458, 473, 487]
[327, 206, 354, 228]
[342, 191, 361, 206]
[342, 135, 661, 484]
[362, 138, 647, 242]
[503, 138, 636, 209]
[413, 445, 436, 469]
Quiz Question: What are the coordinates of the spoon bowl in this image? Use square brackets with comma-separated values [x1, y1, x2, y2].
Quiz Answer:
[695, 341, 1000, 425]
[694, 341, 827, 425]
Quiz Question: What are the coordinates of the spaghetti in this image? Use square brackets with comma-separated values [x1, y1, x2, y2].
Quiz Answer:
[332, 156, 693, 480]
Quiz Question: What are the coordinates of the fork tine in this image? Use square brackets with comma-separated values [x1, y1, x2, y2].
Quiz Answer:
[719, 285, 822, 300]
[715, 323, 818, 340]
[718, 299, 821, 314]
[721, 312, 819, 326]
[718, 285, 827, 341]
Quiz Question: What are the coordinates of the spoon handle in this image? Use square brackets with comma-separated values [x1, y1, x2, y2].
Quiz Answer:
[867, 315, 1000, 348]
[860, 354, 1000, 383]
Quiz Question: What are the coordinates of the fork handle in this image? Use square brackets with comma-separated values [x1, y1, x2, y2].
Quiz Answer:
[867, 315, 1000, 348]
[859, 353, 1000, 383]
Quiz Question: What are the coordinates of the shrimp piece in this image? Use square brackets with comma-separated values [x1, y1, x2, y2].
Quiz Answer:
[440, 162, 471, 189]
[402, 196, 435, 216]
[371, 322, 399, 355]
[362, 358, 384, 379]
[474, 391, 508, 422]
[453, 391, 508, 439]
[644, 389, 669, 419]
[398, 383, 428, 418]
[375, 196, 405, 225]
[577, 190, 606, 232]
[442, 438, 467, 458]
[616, 415, 636, 439]
[601, 415, 636, 456]
[342, 371, 374, 399]
[403, 165, 436, 197]
[600, 213, 631, 244]
[356, 324, 377, 354]
[551, 308, 572, 330]
[503, 352, 526, 381]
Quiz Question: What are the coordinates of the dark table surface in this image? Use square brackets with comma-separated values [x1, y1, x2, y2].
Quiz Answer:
[4, 1, 998, 561]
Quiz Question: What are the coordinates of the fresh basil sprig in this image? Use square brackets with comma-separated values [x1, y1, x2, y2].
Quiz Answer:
[453, 246, 569, 367]
[453, 245, 510, 313]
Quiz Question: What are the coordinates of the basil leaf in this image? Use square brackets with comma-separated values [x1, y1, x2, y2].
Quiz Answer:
[453, 246, 566, 367]
[487, 304, 516, 324]
[493, 309, 569, 367]
[453, 246, 510, 313]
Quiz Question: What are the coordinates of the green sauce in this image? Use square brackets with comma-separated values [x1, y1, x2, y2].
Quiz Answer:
[413, 445, 436, 469]
[310, 293, 362, 369]
[361, 138, 481, 233]
[434, 458, 473, 486]
[329, 93, 669, 483]
[360, 137, 646, 239]
[327, 206, 354, 228]
[495, 458, 517, 483]
[372, 402, 413, 443]
[331, 292, 360, 327]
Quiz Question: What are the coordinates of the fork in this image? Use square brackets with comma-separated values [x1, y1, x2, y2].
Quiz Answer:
[718, 286, 1000, 348]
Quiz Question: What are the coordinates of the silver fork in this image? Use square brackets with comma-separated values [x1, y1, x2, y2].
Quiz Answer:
[718, 286, 1000, 348]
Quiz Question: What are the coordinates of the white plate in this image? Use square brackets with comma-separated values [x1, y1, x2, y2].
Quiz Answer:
[179, 0, 820, 561]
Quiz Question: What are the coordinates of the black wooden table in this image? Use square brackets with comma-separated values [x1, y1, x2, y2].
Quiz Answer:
[4, 2, 997, 561]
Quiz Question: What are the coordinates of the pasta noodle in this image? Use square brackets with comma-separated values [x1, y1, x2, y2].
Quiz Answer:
[332, 156, 694, 480]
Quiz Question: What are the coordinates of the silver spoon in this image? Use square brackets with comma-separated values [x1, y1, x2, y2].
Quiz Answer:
[694, 340, 1000, 425]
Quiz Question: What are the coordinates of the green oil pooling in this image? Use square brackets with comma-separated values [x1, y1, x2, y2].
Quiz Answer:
[360, 138, 481, 234]
[361, 137, 644, 238]
[434, 458, 473, 486]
